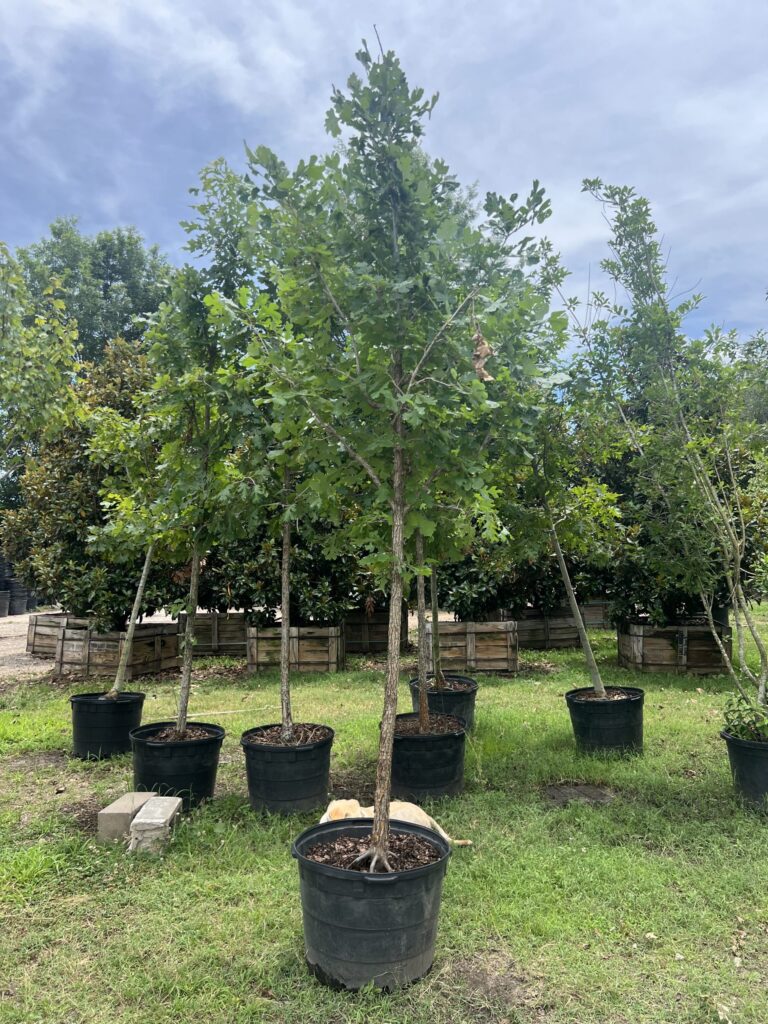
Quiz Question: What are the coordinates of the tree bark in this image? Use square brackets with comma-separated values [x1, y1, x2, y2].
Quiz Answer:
[548, 514, 606, 696]
[430, 563, 445, 688]
[280, 503, 294, 742]
[176, 542, 200, 734]
[361, 442, 406, 872]
[415, 528, 430, 732]
[106, 541, 154, 699]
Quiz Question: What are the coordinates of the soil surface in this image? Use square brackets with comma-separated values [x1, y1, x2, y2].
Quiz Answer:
[542, 781, 616, 807]
[395, 712, 464, 736]
[424, 677, 475, 693]
[0, 609, 55, 683]
[570, 687, 635, 702]
[244, 723, 332, 747]
[305, 831, 442, 872]
[151, 724, 218, 742]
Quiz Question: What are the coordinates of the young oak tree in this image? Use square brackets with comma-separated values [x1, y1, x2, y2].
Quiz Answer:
[243, 44, 553, 869]
[576, 181, 768, 724]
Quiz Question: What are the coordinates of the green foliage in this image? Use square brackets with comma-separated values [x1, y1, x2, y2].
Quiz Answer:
[0, 341, 172, 628]
[16, 218, 170, 362]
[723, 693, 768, 743]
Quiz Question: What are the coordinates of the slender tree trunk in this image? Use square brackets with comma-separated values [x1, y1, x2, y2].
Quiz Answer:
[362, 443, 406, 872]
[548, 514, 606, 697]
[415, 528, 430, 732]
[106, 541, 154, 699]
[176, 542, 200, 734]
[280, 506, 294, 742]
[430, 563, 445, 688]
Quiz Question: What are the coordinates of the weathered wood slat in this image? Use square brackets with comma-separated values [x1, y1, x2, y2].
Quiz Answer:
[178, 612, 247, 657]
[246, 625, 345, 673]
[426, 621, 518, 675]
[617, 621, 731, 675]
[49, 620, 179, 678]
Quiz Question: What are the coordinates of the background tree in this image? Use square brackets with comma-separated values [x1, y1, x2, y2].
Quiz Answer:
[16, 218, 169, 362]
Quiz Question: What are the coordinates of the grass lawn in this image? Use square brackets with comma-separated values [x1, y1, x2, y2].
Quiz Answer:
[1, 627, 767, 1024]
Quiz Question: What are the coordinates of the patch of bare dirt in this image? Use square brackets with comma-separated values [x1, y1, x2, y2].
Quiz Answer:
[430, 948, 548, 1021]
[60, 796, 101, 834]
[517, 659, 557, 676]
[541, 781, 616, 807]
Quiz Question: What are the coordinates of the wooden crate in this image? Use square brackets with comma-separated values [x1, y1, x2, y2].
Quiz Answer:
[247, 625, 345, 673]
[27, 612, 81, 658]
[343, 603, 409, 654]
[426, 620, 518, 675]
[178, 611, 247, 657]
[53, 621, 180, 679]
[516, 609, 580, 650]
[580, 600, 613, 629]
[617, 621, 732, 675]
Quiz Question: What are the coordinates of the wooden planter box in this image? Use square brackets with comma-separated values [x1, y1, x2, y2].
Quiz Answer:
[516, 609, 580, 650]
[580, 599, 613, 629]
[178, 611, 247, 657]
[343, 603, 409, 654]
[246, 625, 345, 673]
[27, 612, 74, 658]
[617, 621, 732, 675]
[426, 621, 518, 675]
[52, 620, 180, 679]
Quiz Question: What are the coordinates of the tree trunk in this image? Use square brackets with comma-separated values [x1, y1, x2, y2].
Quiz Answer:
[362, 443, 406, 872]
[430, 563, 445, 688]
[176, 542, 201, 734]
[415, 529, 430, 732]
[548, 515, 606, 696]
[280, 508, 294, 742]
[106, 541, 154, 699]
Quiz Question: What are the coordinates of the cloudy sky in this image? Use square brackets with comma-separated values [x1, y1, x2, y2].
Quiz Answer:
[1, 0, 766, 336]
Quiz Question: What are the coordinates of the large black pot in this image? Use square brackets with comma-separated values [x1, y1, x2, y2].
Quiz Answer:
[391, 712, 466, 800]
[0, 591, 9, 618]
[8, 579, 27, 615]
[292, 817, 450, 990]
[240, 724, 334, 814]
[130, 721, 225, 809]
[70, 691, 145, 760]
[565, 686, 644, 754]
[409, 674, 479, 730]
[721, 730, 768, 809]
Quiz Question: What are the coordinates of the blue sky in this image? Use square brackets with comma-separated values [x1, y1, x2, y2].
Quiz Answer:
[1, 0, 766, 337]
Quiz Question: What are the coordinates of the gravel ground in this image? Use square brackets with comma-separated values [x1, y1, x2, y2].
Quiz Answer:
[0, 608, 55, 681]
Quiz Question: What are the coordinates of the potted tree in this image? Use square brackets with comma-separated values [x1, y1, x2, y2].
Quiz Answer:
[243, 43, 554, 987]
[238, 456, 335, 815]
[126, 267, 250, 807]
[579, 179, 768, 795]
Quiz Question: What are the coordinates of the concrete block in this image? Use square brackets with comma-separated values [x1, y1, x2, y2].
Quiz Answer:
[98, 791, 155, 843]
[128, 796, 183, 854]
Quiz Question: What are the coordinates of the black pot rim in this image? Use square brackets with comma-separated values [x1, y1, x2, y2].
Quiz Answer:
[130, 720, 225, 746]
[291, 817, 450, 881]
[393, 711, 466, 738]
[720, 729, 768, 752]
[240, 723, 335, 751]
[70, 691, 146, 705]
[565, 686, 644, 705]
[407, 674, 479, 693]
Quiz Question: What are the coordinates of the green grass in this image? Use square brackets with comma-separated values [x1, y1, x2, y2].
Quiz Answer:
[1, 629, 767, 1023]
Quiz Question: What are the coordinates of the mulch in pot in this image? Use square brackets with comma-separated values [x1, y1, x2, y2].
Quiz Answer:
[569, 687, 634, 703]
[243, 723, 332, 747]
[150, 725, 218, 742]
[395, 713, 464, 737]
[425, 678, 474, 693]
[305, 831, 441, 872]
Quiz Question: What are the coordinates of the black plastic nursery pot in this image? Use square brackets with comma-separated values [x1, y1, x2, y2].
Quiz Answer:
[408, 674, 479, 731]
[721, 730, 768, 809]
[292, 817, 451, 991]
[565, 686, 644, 754]
[391, 712, 466, 800]
[69, 691, 145, 760]
[130, 721, 225, 809]
[240, 724, 334, 814]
